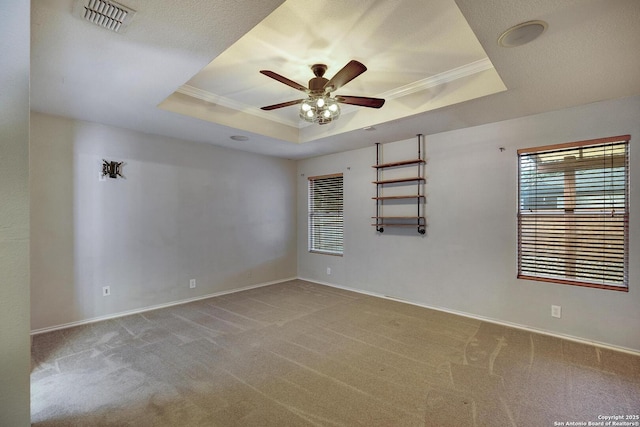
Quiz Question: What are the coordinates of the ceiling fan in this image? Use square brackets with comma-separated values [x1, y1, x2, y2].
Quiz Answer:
[260, 60, 385, 124]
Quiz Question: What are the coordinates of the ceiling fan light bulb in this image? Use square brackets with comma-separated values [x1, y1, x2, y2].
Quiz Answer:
[297, 96, 340, 124]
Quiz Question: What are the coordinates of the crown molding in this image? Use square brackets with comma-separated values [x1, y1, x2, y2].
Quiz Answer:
[175, 85, 301, 127]
[379, 58, 495, 100]
[176, 58, 495, 127]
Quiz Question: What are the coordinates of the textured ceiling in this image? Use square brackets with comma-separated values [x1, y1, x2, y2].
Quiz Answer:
[31, 0, 640, 159]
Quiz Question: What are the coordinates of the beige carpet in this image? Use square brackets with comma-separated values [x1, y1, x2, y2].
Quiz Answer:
[31, 280, 640, 426]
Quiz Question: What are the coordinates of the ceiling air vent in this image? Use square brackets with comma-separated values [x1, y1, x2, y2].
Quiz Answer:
[74, 0, 136, 33]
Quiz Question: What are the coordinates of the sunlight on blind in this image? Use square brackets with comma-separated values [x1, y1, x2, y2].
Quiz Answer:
[517, 136, 629, 290]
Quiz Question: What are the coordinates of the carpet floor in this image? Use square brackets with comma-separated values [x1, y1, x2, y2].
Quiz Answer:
[31, 280, 640, 426]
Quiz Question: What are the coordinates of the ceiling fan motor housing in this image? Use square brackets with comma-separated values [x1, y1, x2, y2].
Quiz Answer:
[309, 78, 329, 94]
[309, 64, 329, 94]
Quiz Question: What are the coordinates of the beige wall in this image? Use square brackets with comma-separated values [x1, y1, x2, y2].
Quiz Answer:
[298, 96, 640, 352]
[30, 113, 297, 331]
[0, 1, 31, 424]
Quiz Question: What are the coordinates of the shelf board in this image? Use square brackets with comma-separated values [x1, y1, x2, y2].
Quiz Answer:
[373, 177, 424, 184]
[372, 195, 425, 200]
[371, 223, 426, 227]
[372, 159, 425, 169]
[371, 216, 425, 219]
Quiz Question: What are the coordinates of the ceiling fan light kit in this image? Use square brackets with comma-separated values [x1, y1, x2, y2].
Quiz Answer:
[300, 96, 341, 125]
[260, 60, 385, 125]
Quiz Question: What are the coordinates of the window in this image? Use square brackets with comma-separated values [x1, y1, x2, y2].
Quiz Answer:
[517, 135, 629, 291]
[308, 173, 343, 255]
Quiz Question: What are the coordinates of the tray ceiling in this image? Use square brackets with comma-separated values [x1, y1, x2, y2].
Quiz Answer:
[160, 0, 506, 144]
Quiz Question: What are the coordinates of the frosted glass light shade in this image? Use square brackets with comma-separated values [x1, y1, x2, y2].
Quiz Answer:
[299, 96, 340, 124]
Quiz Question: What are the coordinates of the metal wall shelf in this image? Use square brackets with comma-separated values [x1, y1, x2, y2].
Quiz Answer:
[373, 135, 426, 234]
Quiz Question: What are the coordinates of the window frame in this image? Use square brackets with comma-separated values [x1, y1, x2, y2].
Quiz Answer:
[517, 135, 630, 291]
[308, 173, 344, 256]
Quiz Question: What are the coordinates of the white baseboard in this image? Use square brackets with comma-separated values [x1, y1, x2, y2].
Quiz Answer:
[31, 275, 639, 356]
[299, 277, 640, 356]
[30, 277, 297, 335]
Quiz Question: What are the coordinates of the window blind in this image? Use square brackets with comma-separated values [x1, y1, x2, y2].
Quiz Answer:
[517, 136, 629, 290]
[308, 173, 344, 255]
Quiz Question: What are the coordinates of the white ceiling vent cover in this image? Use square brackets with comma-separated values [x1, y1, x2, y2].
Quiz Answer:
[74, 0, 136, 33]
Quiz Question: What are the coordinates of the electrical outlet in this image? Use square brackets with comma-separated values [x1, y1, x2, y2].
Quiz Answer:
[189, 279, 196, 289]
[326, 267, 331, 275]
[102, 286, 111, 296]
[551, 305, 561, 318]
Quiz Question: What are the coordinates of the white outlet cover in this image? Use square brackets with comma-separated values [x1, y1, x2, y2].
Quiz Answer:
[551, 305, 561, 318]
[189, 279, 196, 288]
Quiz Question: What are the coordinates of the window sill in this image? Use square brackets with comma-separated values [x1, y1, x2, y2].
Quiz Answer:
[309, 250, 343, 257]
[517, 274, 628, 292]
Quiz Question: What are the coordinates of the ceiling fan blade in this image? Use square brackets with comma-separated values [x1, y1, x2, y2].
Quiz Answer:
[260, 99, 305, 110]
[323, 60, 367, 92]
[260, 70, 308, 93]
[335, 95, 385, 109]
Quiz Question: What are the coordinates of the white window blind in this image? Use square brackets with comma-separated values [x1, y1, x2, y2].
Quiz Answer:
[517, 136, 629, 290]
[308, 173, 343, 255]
